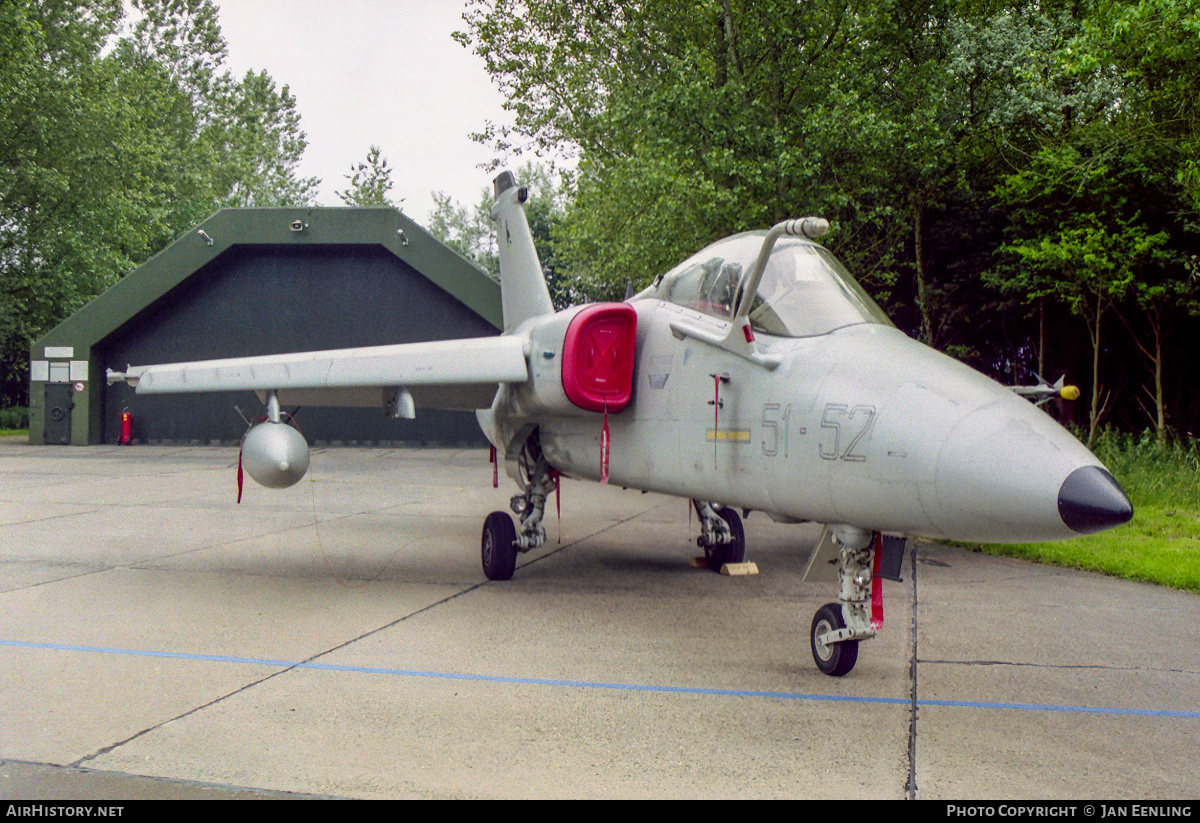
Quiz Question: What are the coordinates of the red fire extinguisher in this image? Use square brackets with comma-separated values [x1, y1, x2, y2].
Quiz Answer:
[119, 408, 132, 445]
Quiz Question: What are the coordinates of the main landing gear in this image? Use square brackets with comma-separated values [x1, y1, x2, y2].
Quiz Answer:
[809, 526, 879, 677]
[693, 500, 745, 572]
[481, 435, 556, 581]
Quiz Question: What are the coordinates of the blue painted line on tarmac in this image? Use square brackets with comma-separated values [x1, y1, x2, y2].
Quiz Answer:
[1, 639, 296, 668]
[3, 638, 1197, 719]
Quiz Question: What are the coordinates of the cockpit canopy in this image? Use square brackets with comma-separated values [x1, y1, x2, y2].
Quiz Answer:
[646, 232, 892, 337]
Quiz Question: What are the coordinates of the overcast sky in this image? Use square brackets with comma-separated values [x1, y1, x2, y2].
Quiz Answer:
[212, 0, 513, 224]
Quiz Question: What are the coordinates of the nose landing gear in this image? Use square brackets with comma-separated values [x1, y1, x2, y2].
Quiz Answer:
[808, 526, 880, 677]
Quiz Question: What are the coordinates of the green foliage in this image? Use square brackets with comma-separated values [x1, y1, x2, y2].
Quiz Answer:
[1073, 0, 1200, 211]
[0, 0, 320, 406]
[461, 0, 869, 290]
[459, 1, 1059, 320]
[220, 71, 320, 208]
[0, 407, 30, 430]
[425, 162, 577, 307]
[1089, 429, 1200, 512]
[982, 1, 1197, 443]
[427, 188, 495, 272]
[336, 145, 402, 208]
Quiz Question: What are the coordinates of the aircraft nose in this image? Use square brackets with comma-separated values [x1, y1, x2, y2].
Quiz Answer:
[1057, 466, 1134, 534]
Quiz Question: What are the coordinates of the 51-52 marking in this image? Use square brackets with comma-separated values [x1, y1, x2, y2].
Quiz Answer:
[759, 402, 876, 462]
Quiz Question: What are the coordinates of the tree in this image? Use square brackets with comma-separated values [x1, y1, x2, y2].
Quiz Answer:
[0, 0, 322, 406]
[427, 188, 497, 275]
[0, 0, 127, 404]
[425, 162, 575, 306]
[336, 145, 402, 209]
[219, 70, 320, 208]
[460, 0, 893, 295]
[994, 202, 1168, 447]
[986, 1, 1200, 443]
[1067, 0, 1200, 440]
[1073, 0, 1200, 212]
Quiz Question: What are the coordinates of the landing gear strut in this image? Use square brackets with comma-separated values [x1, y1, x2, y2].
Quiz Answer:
[481, 433, 556, 581]
[809, 526, 877, 676]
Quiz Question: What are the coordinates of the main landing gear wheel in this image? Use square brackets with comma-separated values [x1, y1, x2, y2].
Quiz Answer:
[810, 602, 859, 677]
[706, 507, 746, 572]
[482, 511, 517, 581]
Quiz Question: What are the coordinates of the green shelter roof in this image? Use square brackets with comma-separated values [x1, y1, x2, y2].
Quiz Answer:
[34, 206, 501, 354]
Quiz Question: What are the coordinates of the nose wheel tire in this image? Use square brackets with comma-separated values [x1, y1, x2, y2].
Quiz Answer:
[810, 602, 859, 676]
[482, 511, 517, 581]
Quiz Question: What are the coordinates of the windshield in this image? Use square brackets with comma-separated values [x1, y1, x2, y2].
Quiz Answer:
[650, 232, 891, 337]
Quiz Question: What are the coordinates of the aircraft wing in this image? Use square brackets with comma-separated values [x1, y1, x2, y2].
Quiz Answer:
[107, 336, 529, 411]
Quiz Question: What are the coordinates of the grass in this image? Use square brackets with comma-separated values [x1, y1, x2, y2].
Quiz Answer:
[0, 429, 28, 438]
[976, 430, 1200, 594]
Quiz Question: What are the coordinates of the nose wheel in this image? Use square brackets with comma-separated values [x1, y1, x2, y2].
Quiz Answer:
[810, 602, 859, 676]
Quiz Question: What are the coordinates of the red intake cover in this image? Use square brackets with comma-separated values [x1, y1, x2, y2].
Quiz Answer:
[561, 303, 637, 413]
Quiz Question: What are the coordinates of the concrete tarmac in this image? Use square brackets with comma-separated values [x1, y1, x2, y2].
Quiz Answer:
[0, 441, 1196, 799]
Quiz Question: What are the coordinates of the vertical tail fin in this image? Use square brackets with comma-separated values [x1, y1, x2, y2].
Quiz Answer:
[491, 171, 555, 332]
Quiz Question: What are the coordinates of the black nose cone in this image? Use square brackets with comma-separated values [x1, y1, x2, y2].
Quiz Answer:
[1058, 466, 1134, 534]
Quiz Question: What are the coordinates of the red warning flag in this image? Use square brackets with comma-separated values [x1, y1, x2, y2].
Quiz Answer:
[600, 405, 610, 484]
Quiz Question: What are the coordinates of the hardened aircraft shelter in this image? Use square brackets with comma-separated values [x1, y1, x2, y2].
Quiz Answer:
[29, 207, 501, 447]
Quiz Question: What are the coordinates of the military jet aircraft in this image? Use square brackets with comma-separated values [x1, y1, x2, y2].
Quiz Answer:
[108, 171, 1133, 676]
